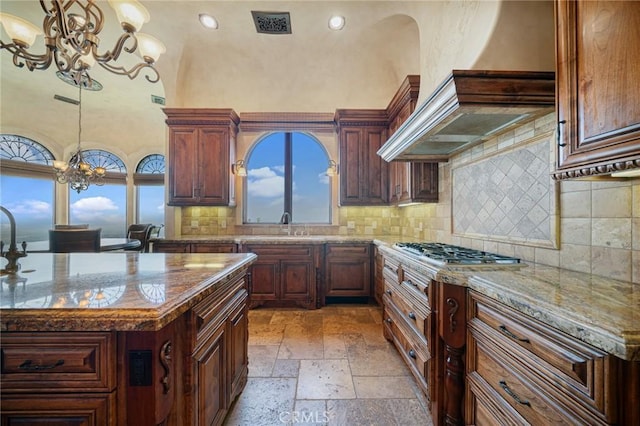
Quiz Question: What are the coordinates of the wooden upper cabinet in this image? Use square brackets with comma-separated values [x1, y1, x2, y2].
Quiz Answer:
[164, 109, 239, 205]
[387, 76, 438, 204]
[554, 0, 640, 179]
[335, 110, 389, 205]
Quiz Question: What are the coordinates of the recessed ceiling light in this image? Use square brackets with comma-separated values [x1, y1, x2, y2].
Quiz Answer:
[199, 13, 218, 29]
[328, 15, 345, 30]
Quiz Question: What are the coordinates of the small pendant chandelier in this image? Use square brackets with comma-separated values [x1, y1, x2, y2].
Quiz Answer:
[53, 80, 106, 193]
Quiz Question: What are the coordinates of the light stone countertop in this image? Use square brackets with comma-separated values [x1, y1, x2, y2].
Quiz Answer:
[0, 252, 257, 332]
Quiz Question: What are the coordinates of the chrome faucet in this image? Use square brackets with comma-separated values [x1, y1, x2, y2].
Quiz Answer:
[280, 212, 291, 236]
[0, 206, 27, 274]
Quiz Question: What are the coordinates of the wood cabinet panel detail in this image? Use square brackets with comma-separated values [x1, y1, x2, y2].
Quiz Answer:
[165, 109, 239, 205]
[554, 0, 640, 178]
[323, 243, 372, 301]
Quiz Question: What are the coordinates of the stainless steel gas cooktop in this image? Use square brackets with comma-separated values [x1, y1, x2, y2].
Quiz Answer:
[394, 242, 521, 265]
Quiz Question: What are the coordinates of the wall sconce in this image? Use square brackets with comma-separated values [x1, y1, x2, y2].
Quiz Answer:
[326, 160, 338, 176]
[232, 160, 247, 177]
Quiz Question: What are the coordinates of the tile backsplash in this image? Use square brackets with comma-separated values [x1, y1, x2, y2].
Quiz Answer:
[452, 136, 558, 248]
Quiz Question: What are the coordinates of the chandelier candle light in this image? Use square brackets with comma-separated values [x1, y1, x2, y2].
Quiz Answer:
[0, 0, 165, 85]
[53, 81, 106, 193]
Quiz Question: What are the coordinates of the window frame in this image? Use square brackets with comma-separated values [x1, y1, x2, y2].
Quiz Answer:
[243, 131, 332, 225]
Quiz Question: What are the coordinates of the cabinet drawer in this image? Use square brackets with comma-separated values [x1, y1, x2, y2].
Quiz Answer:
[473, 337, 588, 425]
[400, 268, 431, 310]
[326, 244, 370, 257]
[467, 371, 528, 426]
[469, 290, 610, 417]
[1, 391, 115, 425]
[384, 280, 430, 337]
[383, 306, 430, 384]
[244, 245, 315, 258]
[1, 332, 116, 392]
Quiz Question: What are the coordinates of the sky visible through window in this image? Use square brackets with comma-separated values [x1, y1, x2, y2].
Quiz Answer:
[0, 175, 53, 243]
[245, 132, 331, 224]
[69, 183, 127, 237]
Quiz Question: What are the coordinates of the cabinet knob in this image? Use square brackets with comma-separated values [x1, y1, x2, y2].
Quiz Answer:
[385, 318, 393, 324]
[385, 290, 392, 296]
[408, 349, 416, 359]
[408, 312, 416, 320]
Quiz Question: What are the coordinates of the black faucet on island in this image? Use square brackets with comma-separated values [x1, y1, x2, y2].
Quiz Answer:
[0, 205, 28, 274]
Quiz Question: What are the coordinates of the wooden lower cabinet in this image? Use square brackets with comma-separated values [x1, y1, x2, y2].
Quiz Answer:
[1, 273, 250, 426]
[323, 243, 372, 303]
[381, 254, 436, 416]
[466, 290, 639, 425]
[242, 244, 320, 309]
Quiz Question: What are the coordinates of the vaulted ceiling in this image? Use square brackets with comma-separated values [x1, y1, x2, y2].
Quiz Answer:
[0, 1, 554, 165]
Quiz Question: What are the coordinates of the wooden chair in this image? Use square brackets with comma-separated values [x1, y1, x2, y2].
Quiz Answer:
[49, 228, 101, 253]
[126, 224, 153, 253]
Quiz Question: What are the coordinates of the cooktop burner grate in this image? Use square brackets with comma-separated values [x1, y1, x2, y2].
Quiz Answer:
[394, 242, 521, 265]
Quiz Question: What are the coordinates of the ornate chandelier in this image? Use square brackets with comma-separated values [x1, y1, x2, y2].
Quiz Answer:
[53, 81, 106, 193]
[0, 0, 165, 86]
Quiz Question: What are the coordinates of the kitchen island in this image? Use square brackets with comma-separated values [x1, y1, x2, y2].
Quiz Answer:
[0, 251, 257, 425]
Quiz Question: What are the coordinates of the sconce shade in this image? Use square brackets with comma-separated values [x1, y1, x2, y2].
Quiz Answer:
[233, 160, 248, 177]
[326, 160, 338, 176]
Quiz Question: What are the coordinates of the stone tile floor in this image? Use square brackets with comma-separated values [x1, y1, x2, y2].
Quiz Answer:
[223, 304, 433, 426]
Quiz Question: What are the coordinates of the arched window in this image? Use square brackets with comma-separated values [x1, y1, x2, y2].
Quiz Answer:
[69, 149, 128, 237]
[134, 154, 165, 230]
[0, 135, 55, 243]
[245, 132, 331, 224]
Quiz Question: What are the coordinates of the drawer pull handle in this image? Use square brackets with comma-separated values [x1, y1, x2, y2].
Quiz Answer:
[19, 359, 64, 371]
[383, 265, 395, 272]
[386, 318, 393, 324]
[499, 380, 531, 407]
[499, 325, 530, 343]
[408, 349, 417, 359]
[408, 312, 416, 320]
[385, 290, 392, 296]
[402, 280, 417, 287]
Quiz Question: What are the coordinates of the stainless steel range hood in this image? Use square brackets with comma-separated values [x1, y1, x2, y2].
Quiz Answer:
[377, 70, 555, 162]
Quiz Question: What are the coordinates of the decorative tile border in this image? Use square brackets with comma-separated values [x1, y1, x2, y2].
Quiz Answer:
[452, 134, 559, 248]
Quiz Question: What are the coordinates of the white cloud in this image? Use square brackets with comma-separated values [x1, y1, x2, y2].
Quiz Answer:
[247, 166, 284, 198]
[71, 196, 118, 221]
[6, 200, 52, 218]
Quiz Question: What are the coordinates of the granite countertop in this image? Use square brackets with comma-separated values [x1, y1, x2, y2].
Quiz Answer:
[0, 252, 257, 332]
[151, 235, 391, 245]
[376, 243, 640, 361]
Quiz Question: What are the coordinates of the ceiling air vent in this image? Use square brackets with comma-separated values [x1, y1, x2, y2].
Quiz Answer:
[251, 11, 291, 34]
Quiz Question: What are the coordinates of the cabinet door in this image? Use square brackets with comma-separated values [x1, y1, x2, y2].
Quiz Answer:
[280, 260, 315, 306]
[248, 258, 279, 302]
[339, 126, 389, 205]
[198, 128, 231, 205]
[168, 127, 200, 205]
[555, 0, 640, 178]
[192, 321, 227, 426]
[228, 294, 248, 402]
[324, 244, 371, 299]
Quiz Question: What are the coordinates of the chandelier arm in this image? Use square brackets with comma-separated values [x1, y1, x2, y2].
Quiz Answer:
[0, 42, 54, 71]
[92, 32, 137, 64]
[96, 60, 160, 83]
